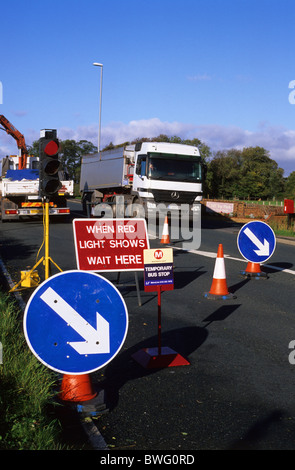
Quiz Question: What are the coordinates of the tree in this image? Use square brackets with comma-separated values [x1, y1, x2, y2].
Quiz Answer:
[59, 139, 95, 182]
[285, 171, 295, 198]
[240, 147, 284, 199]
[206, 149, 243, 198]
[28, 138, 97, 183]
[207, 146, 285, 200]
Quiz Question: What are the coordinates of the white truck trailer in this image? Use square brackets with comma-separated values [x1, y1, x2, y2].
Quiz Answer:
[0, 155, 74, 222]
[79, 141, 204, 219]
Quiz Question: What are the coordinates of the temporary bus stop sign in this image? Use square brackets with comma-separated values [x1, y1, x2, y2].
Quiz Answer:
[237, 220, 276, 263]
[23, 270, 128, 375]
[143, 248, 174, 292]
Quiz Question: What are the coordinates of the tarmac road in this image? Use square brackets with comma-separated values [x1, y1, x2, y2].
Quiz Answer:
[1, 202, 295, 451]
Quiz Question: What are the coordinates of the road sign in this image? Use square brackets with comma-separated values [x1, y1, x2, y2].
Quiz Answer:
[143, 248, 174, 292]
[23, 270, 128, 375]
[73, 218, 149, 272]
[237, 220, 276, 263]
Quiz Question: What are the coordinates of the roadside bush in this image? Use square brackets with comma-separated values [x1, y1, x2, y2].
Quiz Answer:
[0, 291, 63, 449]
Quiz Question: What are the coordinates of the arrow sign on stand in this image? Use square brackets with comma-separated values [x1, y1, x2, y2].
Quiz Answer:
[23, 270, 128, 375]
[243, 227, 270, 257]
[237, 221, 276, 263]
[40, 287, 110, 355]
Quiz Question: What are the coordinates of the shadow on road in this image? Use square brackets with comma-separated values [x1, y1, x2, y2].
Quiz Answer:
[202, 304, 241, 328]
[95, 326, 208, 411]
[228, 409, 286, 449]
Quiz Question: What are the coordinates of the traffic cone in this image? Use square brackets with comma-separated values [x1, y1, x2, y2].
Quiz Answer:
[204, 244, 235, 299]
[160, 216, 170, 244]
[59, 374, 97, 402]
[241, 262, 268, 279]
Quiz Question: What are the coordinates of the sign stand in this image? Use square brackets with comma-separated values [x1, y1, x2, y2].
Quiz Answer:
[115, 271, 142, 307]
[157, 286, 162, 355]
[132, 249, 190, 369]
[10, 202, 62, 292]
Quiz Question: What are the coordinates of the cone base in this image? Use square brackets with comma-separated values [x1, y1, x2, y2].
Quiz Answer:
[204, 291, 236, 300]
[206, 278, 234, 298]
[132, 346, 190, 369]
[160, 236, 170, 244]
[240, 270, 268, 279]
[59, 374, 98, 403]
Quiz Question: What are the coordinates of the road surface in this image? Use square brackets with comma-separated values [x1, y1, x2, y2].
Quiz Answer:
[1, 200, 295, 450]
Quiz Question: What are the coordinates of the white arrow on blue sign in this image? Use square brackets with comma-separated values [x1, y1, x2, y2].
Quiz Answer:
[237, 220, 276, 263]
[23, 270, 128, 375]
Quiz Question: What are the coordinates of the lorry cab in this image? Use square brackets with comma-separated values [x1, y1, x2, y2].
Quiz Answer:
[131, 142, 203, 217]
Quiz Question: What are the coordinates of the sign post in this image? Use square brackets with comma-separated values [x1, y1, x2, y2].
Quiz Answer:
[144, 248, 174, 357]
[132, 248, 189, 369]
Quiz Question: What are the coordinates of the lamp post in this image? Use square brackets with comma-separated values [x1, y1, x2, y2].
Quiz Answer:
[93, 62, 103, 156]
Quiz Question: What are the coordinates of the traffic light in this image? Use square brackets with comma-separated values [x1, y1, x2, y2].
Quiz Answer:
[39, 129, 62, 198]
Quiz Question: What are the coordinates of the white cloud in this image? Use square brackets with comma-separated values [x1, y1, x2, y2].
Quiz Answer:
[1, 118, 295, 176]
[58, 118, 196, 148]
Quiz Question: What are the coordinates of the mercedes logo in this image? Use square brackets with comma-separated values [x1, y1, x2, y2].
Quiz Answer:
[171, 191, 179, 199]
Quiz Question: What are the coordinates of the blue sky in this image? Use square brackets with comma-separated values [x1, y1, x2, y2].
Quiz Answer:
[1, 0, 295, 176]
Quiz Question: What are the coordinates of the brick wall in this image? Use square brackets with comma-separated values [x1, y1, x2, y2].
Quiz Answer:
[202, 199, 285, 219]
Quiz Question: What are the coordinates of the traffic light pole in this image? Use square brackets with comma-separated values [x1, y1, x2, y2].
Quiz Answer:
[45, 200, 50, 279]
[10, 201, 62, 292]
[43, 201, 63, 280]
[10, 128, 63, 292]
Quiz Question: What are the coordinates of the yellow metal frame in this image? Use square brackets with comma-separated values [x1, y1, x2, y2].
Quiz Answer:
[9, 202, 62, 292]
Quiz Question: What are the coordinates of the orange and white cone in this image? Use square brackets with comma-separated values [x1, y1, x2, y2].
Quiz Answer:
[160, 216, 170, 244]
[241, 261, 267, 279]
[59, 374, 97, 402]
[204, 244, 235, 299]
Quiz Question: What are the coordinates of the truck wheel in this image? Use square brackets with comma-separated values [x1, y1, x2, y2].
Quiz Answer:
[132, 198, 145, 218]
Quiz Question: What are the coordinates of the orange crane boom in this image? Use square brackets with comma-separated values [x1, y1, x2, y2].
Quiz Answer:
[0, 114, 28, 169]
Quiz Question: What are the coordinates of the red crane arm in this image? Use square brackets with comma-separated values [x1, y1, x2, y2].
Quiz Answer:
[0, 114, 28, 169]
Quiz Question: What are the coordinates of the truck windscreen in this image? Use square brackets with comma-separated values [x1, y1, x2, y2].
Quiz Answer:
[147, 153, 202, 182]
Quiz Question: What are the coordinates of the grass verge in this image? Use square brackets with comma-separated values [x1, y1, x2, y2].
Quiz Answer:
[0, 289, 68, 450]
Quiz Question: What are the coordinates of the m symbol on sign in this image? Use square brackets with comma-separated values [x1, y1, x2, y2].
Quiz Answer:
[154, 250, 163, 259]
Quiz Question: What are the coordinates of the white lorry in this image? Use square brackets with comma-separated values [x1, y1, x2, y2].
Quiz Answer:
[0, 155, 74, 222]
[79, 141, 204, 219]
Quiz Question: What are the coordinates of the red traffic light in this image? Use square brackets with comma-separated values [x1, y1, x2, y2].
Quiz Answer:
[44, 140, 59, 156]
[39, 132, 62, 197]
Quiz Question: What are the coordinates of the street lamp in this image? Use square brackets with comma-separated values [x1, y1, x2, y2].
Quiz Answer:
[93, 62, 103, 156]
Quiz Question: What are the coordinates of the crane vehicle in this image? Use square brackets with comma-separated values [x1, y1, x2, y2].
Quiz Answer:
[0, 115, 73, 222]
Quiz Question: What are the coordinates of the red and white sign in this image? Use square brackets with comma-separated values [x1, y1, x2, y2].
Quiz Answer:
[73, 218, 150, 272]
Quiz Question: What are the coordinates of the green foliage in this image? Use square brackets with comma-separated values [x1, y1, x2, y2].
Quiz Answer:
[28, 139, 97, 183]
[206, 146, 285, 200]
[284, 171, 295, 198]
[0, 292, 63, 449]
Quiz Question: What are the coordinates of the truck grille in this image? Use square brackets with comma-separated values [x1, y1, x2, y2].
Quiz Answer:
[151, 189, 199, 205]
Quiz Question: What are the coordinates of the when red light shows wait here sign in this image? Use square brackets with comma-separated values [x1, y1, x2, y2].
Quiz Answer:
[73, 218, 150, 272]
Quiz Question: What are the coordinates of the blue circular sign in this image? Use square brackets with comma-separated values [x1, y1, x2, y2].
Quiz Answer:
[237, 221, 276, 263]
[23, 270, 128, 375]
